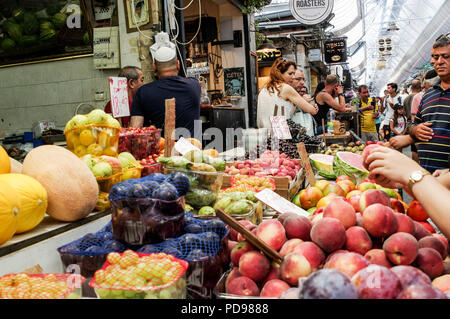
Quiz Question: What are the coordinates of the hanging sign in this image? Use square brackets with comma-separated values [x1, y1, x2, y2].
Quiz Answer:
[256, 48, 282, 63]
[270, 116, 292, 140]
[109, 77, 130, 118]
[289, 0, 334, 25]
[323, 38, 347, 64]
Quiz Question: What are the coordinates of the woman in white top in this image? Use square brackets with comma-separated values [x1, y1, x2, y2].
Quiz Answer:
[257, 58, 318, 130]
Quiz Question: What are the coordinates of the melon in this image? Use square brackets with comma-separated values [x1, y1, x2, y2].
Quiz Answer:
[0, 174, 47, 234]
[9, 157, 22, 173]
[0, 177, 20, 245]
[0, 145, 11, 173]
[21, 145, 99, 222]
[333, 152, 368, 185]
[309, 154, 336, 179]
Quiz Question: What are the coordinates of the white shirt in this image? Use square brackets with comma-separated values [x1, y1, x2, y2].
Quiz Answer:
[382, 95, 402, 126]
[257, 85, 295, 129]
[390, 116, 406, 135]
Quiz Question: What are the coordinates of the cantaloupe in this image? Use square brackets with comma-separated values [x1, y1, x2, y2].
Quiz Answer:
[9, 157, 22, 173]
[1, 173, 47, 233]
[0, 145, 10, 174]
[0, 177, 19, 245]
[21, 145, 99, 222]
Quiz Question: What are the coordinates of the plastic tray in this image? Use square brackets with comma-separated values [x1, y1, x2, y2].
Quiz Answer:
[141, 163, 163, 177]
[96, 172, 122, 193]
[119, 129, 161, 160]
[121, 166, 143, 182]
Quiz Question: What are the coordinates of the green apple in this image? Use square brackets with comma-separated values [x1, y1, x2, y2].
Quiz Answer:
[106, 115, 122, 128]
[81, 154, 97, 170]
[87, 109, 108, 125]
[65, 114, 88, 130]
[118, 152, 139, 169]
[91, 161, 113, 177]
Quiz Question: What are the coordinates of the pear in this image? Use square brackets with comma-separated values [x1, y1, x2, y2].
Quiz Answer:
[65, 114, 88, 130]
[118, 152, 139, 169]
[91, 161, 113, 178]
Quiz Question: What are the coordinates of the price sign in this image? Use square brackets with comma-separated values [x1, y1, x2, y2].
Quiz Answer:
[270, 116, 292, 140]
[109, 77, 130, 118]
[297, 142, 316, 186]
[255, 189, 309, 218]
[174, 137, 201, 155]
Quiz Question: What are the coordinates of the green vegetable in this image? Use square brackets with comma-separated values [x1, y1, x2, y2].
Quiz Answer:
[82, 31, 90, 45]
[52, 12, 67, 29]
[22, 12, 39, 35]
[157, 156, 193, 169]
[1, 38, 16, 51]
[5, 23, 22, 42]
[18, 35, 38, 47]
[47, 2, 65, 16]
[185, 188, 217, 208]
[40, 28, 57, 41]
[198, 206, 216, 216]
[213, 196, 233, 211]
[40, 21, 55, 32]
[185, 203, 194, 212]
[224, 199, 254, 215]
[206, 157, 226, 172]
[183, 150, 207, 163]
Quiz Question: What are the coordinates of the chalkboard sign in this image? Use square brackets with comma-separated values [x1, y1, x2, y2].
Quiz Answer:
[224, 67, 245, 96]
[323, 38, 347, 64]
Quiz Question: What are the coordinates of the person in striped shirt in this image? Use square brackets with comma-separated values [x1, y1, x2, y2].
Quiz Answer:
[408, 34, 450, 173]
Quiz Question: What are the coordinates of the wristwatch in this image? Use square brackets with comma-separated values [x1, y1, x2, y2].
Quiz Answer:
[408, 170, 430, 190]
[338, 93, 345, 97]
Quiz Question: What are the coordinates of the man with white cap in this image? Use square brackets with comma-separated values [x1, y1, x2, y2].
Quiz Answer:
[130, 32, 201, 137]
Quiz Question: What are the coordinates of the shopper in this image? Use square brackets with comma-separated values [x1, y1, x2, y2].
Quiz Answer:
[357, 84, 379, 142]
[403, 79, 421, 121]
[379, 82, 402, 141]
[366, 146, 450, 238]
[313, 74, 351, 135]
[411, 69, 440, 121]
[257, 58, 318, 130]
[104, 66, 145, 128]
[375, 96, 382, 135]
[378, 89, 389, 139]
[389, 34, 450, 174]
[130, 44, 201, 137]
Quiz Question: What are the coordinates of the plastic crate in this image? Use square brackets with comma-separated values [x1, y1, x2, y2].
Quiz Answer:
[118, 129, 161, 160]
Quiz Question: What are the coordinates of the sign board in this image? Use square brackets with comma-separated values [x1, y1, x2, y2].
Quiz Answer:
[255, 189, 309, 218]
[270, 116, 292, 140]
[323, 38, 347, 64]
[256, 48, 282, 63]
[308, 48, 322, 62]
[297, 142, 316, 186]
[342, 69, 352, 90]
[224, 67, 245, 96]
[109, 77, 130, 118]
[290, 0, 334, 25]
[174, 137, 201, 155]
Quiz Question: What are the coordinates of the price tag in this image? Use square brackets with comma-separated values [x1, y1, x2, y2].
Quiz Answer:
[109, 77, 130, 118]
[255, 189, 309, 218]
[297, 142, 316, 186]
[270, 116, 292, 140]
[174, 137, 201, 155]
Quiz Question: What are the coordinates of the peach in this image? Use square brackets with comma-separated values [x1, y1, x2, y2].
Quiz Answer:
[230, 241, 256, 266]
[229, 220, 256, 241]
[432, 274, 450, 294]
[300, 268, 358, 299]
[337, 180, 355, 195]
[325, 252, 370, 279]
[355, 212, 363, 227]
[324, 250, 349, 265]
[279, 238, 303, 257]
[351, 264, 402, 299]
[362, 144, 380, 169]
[397, 284, 447, 299]
[310, 217, 346, 253]
[322, 182, 346, 197]
[237, 227, 258, 242]
[390, 198, 406, 214]
[323, 198, 356, 229]
[413, 221, 432, 240]
[336, 175, 352, 183]
[261, 265, 280, 286]
[278, 213, 297, 225]
[383, 232, 419, 265]
[314, 180, 330, 193]
[359, 189, 391, 213]
[395, 213, 415, 235]
[348, 195, 361, 212]
[238, 251, 271, 282]
[418, 236, 447, 260]
[282, 215, 312, 241]
[310, 212, 324, 226]
[407, 200, 429, 222]
[227, 240, 238, 254]
[390, 265, 431, 288]
[444, 260, 450, 275]
[418, 221, 436, 234]
[345, 226, 373, 255]
[432, 233, 449, 256]
[346, 190, 362, 199]
[260, 279, 291, 298]
[299, 187, 323, 209]
[362, 203, 398, 238]
[414, 248, 444, 279]
[316, 193, 339, 209]
[279, 252, 312, 286]
[226, 276, 260, 296]
[225, 267, 242, 291]
[357, 181, 377, 192]
[256, 219, 287, 251]
[364, 249, 393, 268]
[293, 241, 326, 270]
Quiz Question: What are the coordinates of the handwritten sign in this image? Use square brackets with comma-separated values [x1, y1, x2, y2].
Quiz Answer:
[174, 137, 201, 155]
[270, 116, 292, 140]
[297, 143, 316, 186]
[109, 77, 130, 118]
[255, 189, 309, 218]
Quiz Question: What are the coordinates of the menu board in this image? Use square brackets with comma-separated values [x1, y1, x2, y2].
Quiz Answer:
[323, 38, 347, 64]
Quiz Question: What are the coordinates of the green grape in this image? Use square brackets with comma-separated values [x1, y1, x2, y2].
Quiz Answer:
[158, 288, 171, 299]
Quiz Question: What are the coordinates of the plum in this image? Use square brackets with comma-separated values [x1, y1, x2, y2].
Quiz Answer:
[300, 269, 358, 299]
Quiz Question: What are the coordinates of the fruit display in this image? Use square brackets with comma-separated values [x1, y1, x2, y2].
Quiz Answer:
[64, 109, 121, 158]
[333, 152, 369, 185]
[139, 153, 163, 177]
[0, 273, 85, 299]
[118, 127, 161, 161]
[0, 176, 21, 246]
[90, 251, 188, 299]
[324, 141, 365, 156]
[229, 175, 276, 191]
[0, 145, 11, 174]
[108, 172, 190, 245]
[213, 192, 257, 217]
[225, 150, 301, 180]
[21, 145, 99, 222]
[218, 178, 450, 299]
[309, 154, 336, 179]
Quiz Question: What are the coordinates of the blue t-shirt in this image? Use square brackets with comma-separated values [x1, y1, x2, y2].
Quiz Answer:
[131, 76, 201, 136]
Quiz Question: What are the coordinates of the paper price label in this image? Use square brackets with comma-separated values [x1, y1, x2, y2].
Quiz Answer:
[109, 77, 130, 118]
[255, 189, 309, 218]
[270, 116, 292, 140]
[174, 137, 201, 155]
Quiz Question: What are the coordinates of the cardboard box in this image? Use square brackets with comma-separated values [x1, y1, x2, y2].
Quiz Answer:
[222, 167, 305, 200]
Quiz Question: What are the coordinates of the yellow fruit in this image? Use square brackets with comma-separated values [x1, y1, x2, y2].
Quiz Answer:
[65, 131, 80, 150]
[0, 145, 11, 173]
[74, 145, 87, 157]
[102, 146, 118, 157]
[187, 138, 202, 149]
[79, 129, 96, 146]
[86, 143, 104, 156]
[203, 148, 219, 158]
[97, 131, 110, 149]
[0, 177, 20, 245]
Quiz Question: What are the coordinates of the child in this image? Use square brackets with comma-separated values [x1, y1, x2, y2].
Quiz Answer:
[389, 105, 407, 151]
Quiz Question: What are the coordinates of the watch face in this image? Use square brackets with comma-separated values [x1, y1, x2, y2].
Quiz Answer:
[411, 171, 422, 181]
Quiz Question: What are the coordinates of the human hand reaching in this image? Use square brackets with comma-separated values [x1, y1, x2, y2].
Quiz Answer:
[413, 122, 434, 142]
